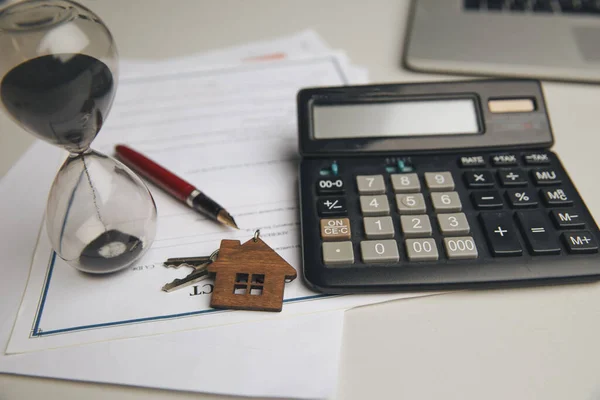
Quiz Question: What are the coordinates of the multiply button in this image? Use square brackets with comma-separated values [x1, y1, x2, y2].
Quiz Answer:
[498, 168, 527, 187]
[531, 168, 561, 185]
[491, 154, 518, 166]
[516, 211, 561, 255]
[464, 170, 494, 188]
[320, 218, 351, 241]
[541, 188, 573, 207]
[550, 210, 585, 229]
[562, 231, 598, 254]
[459, 155, 485, 168]
[317, 197, 347, 216]
[523, 153, 550, 165]
[479, 212, 523, 257]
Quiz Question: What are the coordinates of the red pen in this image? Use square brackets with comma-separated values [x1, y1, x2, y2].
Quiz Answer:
[114, 144, 238, 229]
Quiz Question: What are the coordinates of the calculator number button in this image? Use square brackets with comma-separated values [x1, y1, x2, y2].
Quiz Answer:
[425, 172, 455, 191]
[562, 231, 598, 254]
[320, 218, 351, 241]
[464, 171, 494, 188]
[360, 195, 390, 216]
[391, 173, 420, 193]
[437, 213, 470, 235]
[406, 238, 439, 261]
[531, 168, 561, 186]
[400, 215, 432, 238]
[491, 154, 518, 166]
[523, 153, 550, 165]
[506, 189, 538, 208]
[322, 242, 354, 265]
[364, 216, 395, 239]
[541, 188, 573, 207]
[396, 194, 426, 214]
[471, 191, 503, 210]
[498, 168, 527, 187]
[431, 192, 462, 212]
[550, 210, 585, 229]
[356, 175, 386, 194]
[479, 212, 523, 257]
[516, 211, 561, 255]
[317, 197, 347, 216]
[360, 240, 400, 263]
[443, 237, 478, 260]
[317, 178, 345, 194]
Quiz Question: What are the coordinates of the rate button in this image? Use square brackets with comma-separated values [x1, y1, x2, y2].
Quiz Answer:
[320, 218, 352, 241]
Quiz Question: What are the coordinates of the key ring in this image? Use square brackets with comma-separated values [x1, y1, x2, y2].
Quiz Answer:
[209, 248, 219, 262]
[253, 229, 260, 242]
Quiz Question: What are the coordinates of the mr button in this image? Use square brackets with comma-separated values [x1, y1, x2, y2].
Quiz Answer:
[320, 218, 351, 241]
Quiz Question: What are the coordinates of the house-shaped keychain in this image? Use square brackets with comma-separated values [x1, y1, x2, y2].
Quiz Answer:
[208, 231, 297, 312]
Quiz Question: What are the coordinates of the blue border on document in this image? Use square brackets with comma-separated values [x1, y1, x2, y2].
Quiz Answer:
[30, 56, 347, 337]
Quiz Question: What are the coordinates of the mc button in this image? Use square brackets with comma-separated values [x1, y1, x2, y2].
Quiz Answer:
[320, 218, 352, 241]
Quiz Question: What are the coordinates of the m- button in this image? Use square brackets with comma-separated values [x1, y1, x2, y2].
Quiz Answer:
[320, 218, 352, 241]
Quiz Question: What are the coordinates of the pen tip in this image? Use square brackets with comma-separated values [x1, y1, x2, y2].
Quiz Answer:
[217, 210, 239, 229]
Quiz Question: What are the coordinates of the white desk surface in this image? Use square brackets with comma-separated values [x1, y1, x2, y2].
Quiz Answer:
[2, 1, 600, 399]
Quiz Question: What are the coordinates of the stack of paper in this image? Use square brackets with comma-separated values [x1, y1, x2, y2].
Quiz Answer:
[0, 31, 428, 399]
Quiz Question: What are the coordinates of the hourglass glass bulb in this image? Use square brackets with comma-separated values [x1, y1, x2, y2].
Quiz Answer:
[46, 150, 157, 273]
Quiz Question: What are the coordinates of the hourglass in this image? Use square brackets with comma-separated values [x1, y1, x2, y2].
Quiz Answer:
[0, 0, 157, 273]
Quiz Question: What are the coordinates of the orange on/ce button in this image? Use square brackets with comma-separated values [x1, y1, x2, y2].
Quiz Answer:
[320, 218, 352, 241]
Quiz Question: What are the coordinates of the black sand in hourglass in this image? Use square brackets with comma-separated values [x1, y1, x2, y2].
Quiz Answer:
[0, 53, 113, 152]
[1, 53, 143, 272]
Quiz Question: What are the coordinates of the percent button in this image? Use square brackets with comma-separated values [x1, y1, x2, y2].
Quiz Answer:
[506, 189, 538, 208]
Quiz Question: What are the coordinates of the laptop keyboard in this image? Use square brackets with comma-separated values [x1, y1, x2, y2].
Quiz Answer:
[465, 0, 600, 14]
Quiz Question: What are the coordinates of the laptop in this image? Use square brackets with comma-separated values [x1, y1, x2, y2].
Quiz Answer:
[404, 0, 600, 83]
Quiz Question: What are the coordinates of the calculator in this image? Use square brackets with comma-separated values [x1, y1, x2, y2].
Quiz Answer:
[297, 79, 600, 293]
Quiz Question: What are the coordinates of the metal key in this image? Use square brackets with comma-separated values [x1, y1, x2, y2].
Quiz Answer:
[161, 250, 219, 292]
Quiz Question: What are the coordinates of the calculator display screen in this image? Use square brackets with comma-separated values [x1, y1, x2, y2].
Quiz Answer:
[312, 99, 480, 139]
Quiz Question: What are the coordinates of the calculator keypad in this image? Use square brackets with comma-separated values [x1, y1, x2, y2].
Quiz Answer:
[400, 215, 432, 237]
[437, 213, 470, 235]
[364, 216, 395, 239]
[405, 238, 439, 261]
[425, 172, 455, 191]
[360, 195, 390, 216]
[356, 175, 386, 194]
[322, 242, 354, 265]
[396, 194, 426, 214]
[361, 240, 400, 263]
[391, 173, 420, 193]
[304, 150, 599, 288]
[431, 192, 462, 212]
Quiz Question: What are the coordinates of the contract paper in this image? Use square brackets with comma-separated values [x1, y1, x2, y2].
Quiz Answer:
[7, 54, 425, 355]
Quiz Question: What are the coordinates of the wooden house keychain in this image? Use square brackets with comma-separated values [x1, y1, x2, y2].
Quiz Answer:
[161, 230, 297, 312]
